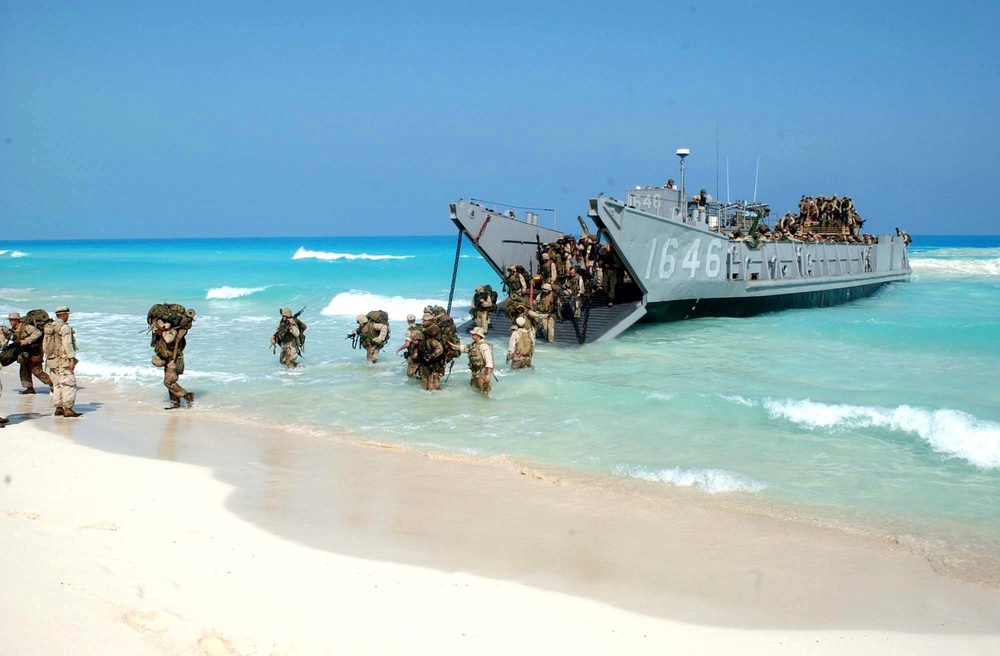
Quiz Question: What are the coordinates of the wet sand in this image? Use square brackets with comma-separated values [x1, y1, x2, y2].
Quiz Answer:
[2, 377, 999, 654]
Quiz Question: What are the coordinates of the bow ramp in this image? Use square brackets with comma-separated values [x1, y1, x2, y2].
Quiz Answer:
[448, 199, 647, 344]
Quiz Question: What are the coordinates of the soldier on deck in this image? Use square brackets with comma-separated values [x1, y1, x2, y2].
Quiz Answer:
[505, 265, 527, 297]
[529, 283, 558, 343]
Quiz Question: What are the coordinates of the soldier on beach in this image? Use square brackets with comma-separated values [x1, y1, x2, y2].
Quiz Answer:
[2, 312, 52, 394]
[43, 306, 82, 417]
[151, 316, 194, 410]
[271, 307, 306, 369]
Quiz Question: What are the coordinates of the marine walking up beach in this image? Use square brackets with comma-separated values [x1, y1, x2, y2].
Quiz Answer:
[43, 306, 81, 417]
[148, 303, 195, 410]
[506, 316, 534, 370]
[2, 311, 52, 393]
[452, 326, 494, 396]
[271, 307, 306, 369]
[348, 311, 389, 364]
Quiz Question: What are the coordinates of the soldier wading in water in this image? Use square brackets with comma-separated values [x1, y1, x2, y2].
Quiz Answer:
[271, 307, 306, 369]
[451, 326, 494, 396]
[348, 311, 389, 364]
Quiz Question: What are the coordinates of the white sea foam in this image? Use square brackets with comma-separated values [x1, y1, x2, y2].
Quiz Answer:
[722, 394, 757, 407]
[1, 250, 29, 257]
[321, 290, 448, 320]
[206, 285, 270, 300]
[292, 247, 413, 262]
[614, 464, 766, 493]
[910, 257, 1000, 278]
[76, 360, 162, 381]
[764, 399, 1000, 470]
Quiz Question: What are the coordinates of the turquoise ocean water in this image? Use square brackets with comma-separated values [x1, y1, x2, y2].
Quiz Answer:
[2, 234, 999, 577]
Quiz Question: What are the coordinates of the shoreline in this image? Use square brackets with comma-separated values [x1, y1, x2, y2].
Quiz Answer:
[23, 372, 1000, 592]
[3, 372, 1000, 654]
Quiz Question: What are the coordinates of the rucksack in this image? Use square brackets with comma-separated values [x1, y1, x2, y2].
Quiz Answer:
[365, 310, 390, 341]
[148, 303, 196, 330]
[515, 330, 533, 357]
[23, 309, 52, 330]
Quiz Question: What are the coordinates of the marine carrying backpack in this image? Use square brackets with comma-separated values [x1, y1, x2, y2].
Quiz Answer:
[148, 303, 196, 330]
[365, 310, 390, 340]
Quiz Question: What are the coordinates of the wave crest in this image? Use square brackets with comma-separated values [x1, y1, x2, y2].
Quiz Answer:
[910, 257, 1000, 278]
[321, 290, 447, 320]
[764, 399, 1000, 469]
[292, 247, 413, 262]
[206, 285, 269, 300]
[614, 464, 766, 493]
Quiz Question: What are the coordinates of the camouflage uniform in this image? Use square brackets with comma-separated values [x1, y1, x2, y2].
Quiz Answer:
[395, 315, 420, 378]
[458, 327, 494, 395]
[529, 284, 558, 343]
[152, 319, 193, 409]
[351, 314, 389, 363]
[271, 308, 305, 369]
[43, 307, 81, 417]
[506, 318, 534, 370]
[2, 313, 52, 392]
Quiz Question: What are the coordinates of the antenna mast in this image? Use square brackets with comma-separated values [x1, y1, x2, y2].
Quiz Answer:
[753, 155, 760, 203]
[676, 148, 690, 206]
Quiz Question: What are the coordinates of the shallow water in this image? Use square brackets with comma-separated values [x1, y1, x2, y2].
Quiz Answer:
[2, 233, 999, 577]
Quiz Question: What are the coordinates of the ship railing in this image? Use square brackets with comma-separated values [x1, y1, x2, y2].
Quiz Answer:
[467, 198, 557, 229]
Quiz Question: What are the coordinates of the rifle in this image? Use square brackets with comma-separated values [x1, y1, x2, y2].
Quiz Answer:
[346, 332, 360, 350]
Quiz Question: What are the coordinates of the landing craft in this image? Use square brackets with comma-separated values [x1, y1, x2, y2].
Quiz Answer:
[448, 151, 911, 344]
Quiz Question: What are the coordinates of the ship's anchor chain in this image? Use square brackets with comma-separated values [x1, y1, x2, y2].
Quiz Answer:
[446, 228, 463, 315]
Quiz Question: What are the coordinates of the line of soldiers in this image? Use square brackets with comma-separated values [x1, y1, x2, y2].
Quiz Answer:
[1, 306, 81, 425]
[724, 194, 893, 246]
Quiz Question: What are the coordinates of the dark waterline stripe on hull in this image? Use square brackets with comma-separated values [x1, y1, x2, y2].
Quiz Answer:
[643, 281, 893, 321]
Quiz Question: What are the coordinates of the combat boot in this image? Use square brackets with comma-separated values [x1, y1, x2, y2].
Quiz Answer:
[184, 392, 195, 406]
[62, 407, 83, 418]
[165, 395, 181, 410]
[54, 407, 64, 416]
[19, 388, 36, 395]
[0, 416, 9, 426]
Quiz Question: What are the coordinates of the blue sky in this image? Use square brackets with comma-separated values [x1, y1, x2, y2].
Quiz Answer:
[2, 1, 998, 239]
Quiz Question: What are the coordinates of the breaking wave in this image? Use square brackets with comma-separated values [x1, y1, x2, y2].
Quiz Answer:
[910, 257, 1000, 278]
[292, 247, 413, 261]
[614, 464, 766, 493]
[764, 399, 1000, 470]
[0, 250, 28, 258]
[321, 290, 447, 320]
[206, 285, 270, 300]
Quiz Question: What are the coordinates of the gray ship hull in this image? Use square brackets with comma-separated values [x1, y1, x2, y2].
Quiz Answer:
[449, 191, 911, 342]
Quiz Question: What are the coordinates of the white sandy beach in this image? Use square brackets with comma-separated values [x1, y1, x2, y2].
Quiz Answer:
[2, 378, 999, 655]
